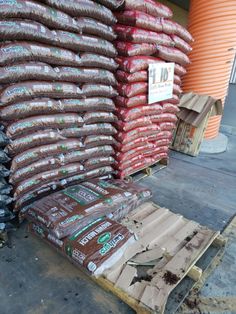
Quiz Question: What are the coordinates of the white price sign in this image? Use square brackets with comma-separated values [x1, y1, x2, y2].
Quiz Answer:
[148, 63, 175, 104]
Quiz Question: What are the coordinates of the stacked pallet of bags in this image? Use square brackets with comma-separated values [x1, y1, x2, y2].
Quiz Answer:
[113, 0, 193, 178]
[0, 0, 120, 212]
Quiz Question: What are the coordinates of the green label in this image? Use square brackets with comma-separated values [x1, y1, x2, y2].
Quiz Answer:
[63, 185, 102, 206]
[97, 232, 111, 245]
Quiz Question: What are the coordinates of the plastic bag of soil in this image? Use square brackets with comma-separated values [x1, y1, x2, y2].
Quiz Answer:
[0, 0, 79, 32]
[117, 82, 148, 98]
[0, 19, 55, 45]
[117, 157, 155, 179]
[0, 42, 81, 67]
[116, 143, 156, 162]
[11, 139, 84, 172]
[14, 163, 85, 199]
[174, 75, 181, 86]
[116, 125, 160, 144]
[159, 122, 176, 131]
[117, 104, 162, 121]
[162, 19, 193, 43]
[115, 95, 148, 108]
[82, 84, 118, 98]
[116, 70, 147, 83]
[171, 35, 192, 53]
[114, 25, 173, 46]
[154, 138, 171, 147]
[0, 208, 15, 223]
[173, 84, 182, 96]
[115, 41, 157, 57]
[80, 53, 118, 71]
[6, 114, 83, 139]
[96, 0, 124, 9]
[147, 131, 173, 142]
[115, 137, 149, 153]
[144, 145, 168, 158]
[0, 98, 115, 121]
[56, 67, 117, 85]
[166, 94, 180, 105]
[156, 46, 190, 66]
[116, 56, 162, 73]
[84, 156, 115, 170]
[0, 150, 10, 164]
[0, 195, 13, 207]
[29, 217, 134, 277]
[0, 131, 9, 147]
[150, 113, 177, 124]
[0, 82, 83, 106]
[75, 17, 116, 41]
[83, 112, 117, 125]
[0, 164, 10, 178]
[43, 0, 116, 25]
[162, 103, 179, 114]
[116, 116, 153, 132]
[54, 30, 117, 57]
[61, 124, 117, 138]
[24, 178, 152, 239]
[84, 135, 117, 148]
[120, 0, 173, 18]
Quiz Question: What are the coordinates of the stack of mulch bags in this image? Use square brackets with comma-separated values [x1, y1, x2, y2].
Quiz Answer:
[0, 0, 121, 213]
[112, 0, 193, 178]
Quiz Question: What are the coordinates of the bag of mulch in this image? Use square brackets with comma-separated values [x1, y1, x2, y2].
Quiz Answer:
[171, 35, 192, 54]
[117, 104, 162, 121]
[0, 208, 15, 223]
[147, 131, 173, 142]
[6, 130, 65, 156]
[162, 103, 180, 114]
[0, 165, 10, 178]
[166, 94, 180, 105]
[115, 95, 148, 108]
[56, 67, 117, 85]
[116, 125, 160, 144]
[174, 64, 187, 77]
[114, 25, 173, 46]
[61, 98, 115, 113]
[173, 84, 182, 96]
[144, 146, 168, 158]
[75, 17, 116, 41]
[14, 163, 85, 199]
[82, 84, 118, 98]
[150, 113, 177, 124]
[80, 53, 118, 71]
[0, 150, 10, 163]
[96, 0, 124, 9]
[84, 136, 117, 148]
[116, 70, 147, 83]
[6, 114, 83, 139]
[159, 122, 176, 131]
[0, 194, 13, 207]
[84, 156, 115, 171]
[118, 158, 155, 179]
[117, 82, 148, 98]
[61, 124, 117, 138]
[115, 154, 142, 169]
[0, 42, 81, 67]
[116, 137, 148, 153]
[162, 19, 193, 43]
[0, 0, 79, 32]
[24, 178, 151, 239]
[0, 131, 9, 147]
[116, 143, 156, 163]
[116, 56, 162, 73]
[156, 46, 190, 66]
[0, 62, 58, 84]
[120, 0, 173, 18]
[115, 41, 157, 57]
[83, 112, 117, 125]
[11, 139, 84, 172]
[174, 75, 181, 86]
[116, 117, 152, 132]
[0, 82, 83, 106]
[154, 138, 171, 147]
[43, 0, 116, 25]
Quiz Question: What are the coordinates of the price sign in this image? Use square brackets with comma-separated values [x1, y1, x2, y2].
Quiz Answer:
[148, 62, 175, 104]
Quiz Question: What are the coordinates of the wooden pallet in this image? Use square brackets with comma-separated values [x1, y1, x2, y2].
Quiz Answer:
[91, 202, 223, 314]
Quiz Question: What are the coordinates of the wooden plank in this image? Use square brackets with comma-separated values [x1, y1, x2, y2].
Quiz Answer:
[115, 265, 137, 291]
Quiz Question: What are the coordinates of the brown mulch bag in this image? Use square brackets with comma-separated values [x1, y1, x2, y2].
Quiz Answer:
[54, 30, 117, 57]
[0, 82, 83, 106]
[43, 0, 116, 25]
[60, 123, 117, 137]
[84, 156, 115, 170]
[6, 114, 83, 139]
[0, 98, 115, 121]
[0, 0, 78, 32]
[7, 130, 65, 156]
[83, 112, 117, 124]
[84, 135, 117, 148]
[80, 53, 118, 71]
[0, 19, 55, 45]
[96, 0, 124, 9]
[14, 163, 84, 199]
[11, 139, 84, 172]
[75, 17, 116, 41]
[82, 84, 118, 98]
[0, 42, 81, 67]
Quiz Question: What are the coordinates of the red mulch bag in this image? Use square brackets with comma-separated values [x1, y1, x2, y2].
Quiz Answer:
[147, 131, 172, 141]
[171, 34, 192, 54]
[174, 75, 181, 86]
[116, 70, 147, 83]
[0, 42, 81, 67]
[0, 62, 58, 84]
[0, 98, 115, 121]
[84, 156, 115, 170]
[84, 135, 117, 148]
[116, 125, 160, 144]
[156, 46, 190, 66]
[61, 123, 117, 137]
[115, 41, 157, 57]
[116, 56, 162, 73]
[154, 138, 171, 147]
[162, 103, 180, 114]
[80, 53, 118, 71]
[159, 122, 176, 131]
[116, 116, 152, 132]
[166, 94, 180, 105]
[7, 130, 65, 156]
[75, 17, 116, 41]
[115, 155, 142, 170]
[0, 19, 55, 45]
[0, 0, 78, 32]
[43, 0, 116, 25]
[96, 0, 124, 10]
[115, 94, 148, 108]
[11, 139, 84, 172]
[162, 19, 193, 43]
[117, 104, 162, 121]
[14, 163, 84, 199]
[174, 64, 187, 77]
[55, 30, 117, 57]
[118, 157, 155, 178]
[6, 114, 83, 139]
[115, 137, 149, 153]
[173, 84, 182, 96]
[121, 0, 173, 18]
[150, 113, 178, 124]
[83, 112, 117, 124]
[143, 145, 168, 157]
[114, 25, 173, 46]
[117, 82, 148, 98]
[115, 10, 163, 32]
[116, 143, 156, 162]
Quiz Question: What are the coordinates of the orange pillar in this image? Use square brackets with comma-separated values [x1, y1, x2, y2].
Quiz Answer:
[182, 0, 236, 139]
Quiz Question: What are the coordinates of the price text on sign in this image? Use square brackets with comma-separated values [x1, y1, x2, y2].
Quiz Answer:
[148, 63, 175, 104]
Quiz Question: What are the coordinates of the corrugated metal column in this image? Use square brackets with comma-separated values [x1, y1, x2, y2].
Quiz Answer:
[182, 0, 236, 139]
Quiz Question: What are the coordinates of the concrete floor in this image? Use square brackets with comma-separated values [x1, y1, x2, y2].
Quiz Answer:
[0, 133, 235, 314]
